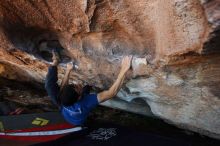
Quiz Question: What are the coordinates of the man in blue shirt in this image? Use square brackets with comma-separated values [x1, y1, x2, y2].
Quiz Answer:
[45, 51, 132, 126]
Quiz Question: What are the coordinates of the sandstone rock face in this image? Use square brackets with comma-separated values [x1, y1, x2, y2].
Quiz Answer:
[0, 0, 219, 139]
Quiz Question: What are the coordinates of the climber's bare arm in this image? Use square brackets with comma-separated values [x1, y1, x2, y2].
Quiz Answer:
[60, 63, 73, 92]
[52, 50, 59, 66]
[97, 56, 132, 103]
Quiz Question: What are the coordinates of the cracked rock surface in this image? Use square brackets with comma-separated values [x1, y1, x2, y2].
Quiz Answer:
[0, 0, 219, 139]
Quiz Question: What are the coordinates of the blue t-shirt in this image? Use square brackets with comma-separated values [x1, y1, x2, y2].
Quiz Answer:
[61, 93, 99, 126]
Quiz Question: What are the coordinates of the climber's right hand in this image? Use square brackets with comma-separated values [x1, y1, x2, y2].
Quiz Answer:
[120, 55, 132, 74]
[66, 62, 74, 71]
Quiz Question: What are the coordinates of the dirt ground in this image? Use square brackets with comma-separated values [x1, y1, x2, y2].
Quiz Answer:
[87, 106, 220, 146]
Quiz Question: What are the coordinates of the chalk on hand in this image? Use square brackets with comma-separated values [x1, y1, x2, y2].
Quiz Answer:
[72, 61, 79, 70]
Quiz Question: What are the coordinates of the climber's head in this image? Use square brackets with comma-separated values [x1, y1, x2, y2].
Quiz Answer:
[59, 85, 79, 106]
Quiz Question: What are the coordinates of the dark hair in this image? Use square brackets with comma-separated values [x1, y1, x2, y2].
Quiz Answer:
[59, 85, 79, 106]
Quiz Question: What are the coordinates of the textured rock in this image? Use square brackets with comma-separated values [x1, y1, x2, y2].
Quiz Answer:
[0, 0, 219, 139]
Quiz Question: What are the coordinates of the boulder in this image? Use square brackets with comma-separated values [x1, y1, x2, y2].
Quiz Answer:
[0, 0, 219, 139]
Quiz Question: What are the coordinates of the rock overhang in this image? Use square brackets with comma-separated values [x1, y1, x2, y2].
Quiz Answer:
[0, 0, 219, 139]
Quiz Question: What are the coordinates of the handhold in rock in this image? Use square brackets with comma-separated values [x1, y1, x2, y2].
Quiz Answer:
[132, 57, 148, 67]
[131, 57, 153, 77]
[38, 40, 71, 63]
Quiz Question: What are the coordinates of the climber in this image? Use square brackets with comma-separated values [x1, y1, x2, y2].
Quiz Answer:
[45, 50, 132, 126]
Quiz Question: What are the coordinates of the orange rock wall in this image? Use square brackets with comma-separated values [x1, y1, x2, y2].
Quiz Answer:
[0, 0, 219, 139]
